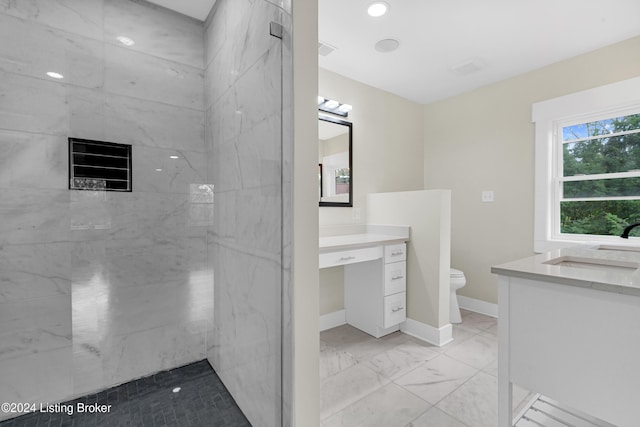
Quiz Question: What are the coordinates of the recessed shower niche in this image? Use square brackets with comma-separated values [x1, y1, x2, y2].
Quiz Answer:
[69, 138, 132, 192]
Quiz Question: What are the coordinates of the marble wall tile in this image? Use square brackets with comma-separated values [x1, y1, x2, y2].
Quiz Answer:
[0, 130, 67, 190]
[0, 295, 72, 361]
[0, 14, 104, 89]
[133, 146, 207, 194]
[0, 72, 69, 135]
[67, 86, 107, 142]
[232, 115, 281, 190]
[69, 192, 201, 242]
[0, 347, 73, 421]
[101, 322, 206, 386]
[0, 0, 210, 418]
[104, 44, 204, 110]
[0, 243, 71, 302]
[0, 0, 103, 40]
[104, 94, 205, 152]
[0, 189, 70, 244]
[104, 0, 204, 68]
[207, 31, 281, 120]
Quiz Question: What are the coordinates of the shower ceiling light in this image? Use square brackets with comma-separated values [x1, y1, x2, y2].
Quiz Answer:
[367, 2, 389, 17]
[169, 155, 179, 159]
[46, 71, 64, 79]
[116, 36, 135, 46]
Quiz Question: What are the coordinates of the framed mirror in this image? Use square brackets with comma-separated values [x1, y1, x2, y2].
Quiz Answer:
[319, 115, 352, 207]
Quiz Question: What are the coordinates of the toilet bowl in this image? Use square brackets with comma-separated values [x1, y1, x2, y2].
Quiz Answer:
[450, 268, 466, 323]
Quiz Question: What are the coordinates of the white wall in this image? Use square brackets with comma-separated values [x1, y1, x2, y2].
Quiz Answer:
[318, 68, 424, 226]
[367, 190, 451, 328]
[292, 0, 320, 426]
[424, 36, 640, 305]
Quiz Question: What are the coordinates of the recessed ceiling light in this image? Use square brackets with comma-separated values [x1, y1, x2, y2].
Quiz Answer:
[155, 168, 163, 172]
[46, 71, 64, 79]
[169, 155, 179, 159]
[116, 36, 135, 46]
[172, 387, 181, 393]
[368, 2, 389, 17]
[374, 38, 400, 53]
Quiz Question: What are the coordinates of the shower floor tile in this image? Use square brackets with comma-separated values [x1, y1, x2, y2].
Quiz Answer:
[0, 360, 251, 427]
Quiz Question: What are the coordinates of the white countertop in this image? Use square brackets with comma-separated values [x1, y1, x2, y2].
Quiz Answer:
[491, 244, 640, 297]
[319, 233, 408, 252]
[319, 224, 410, 252]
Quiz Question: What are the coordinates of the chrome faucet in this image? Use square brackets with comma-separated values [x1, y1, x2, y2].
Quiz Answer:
[620, 222, 640, 238]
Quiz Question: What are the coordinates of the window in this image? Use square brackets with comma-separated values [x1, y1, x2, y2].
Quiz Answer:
[69, 138, 132, 192]
[533, 77, 640, 252]
[558, 111, 640, 236]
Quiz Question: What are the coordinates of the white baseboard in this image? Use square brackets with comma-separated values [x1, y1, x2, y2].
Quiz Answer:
[319, 309, 346, 331]
[401, 318, 453, 347]
[458, 295, 498, 318]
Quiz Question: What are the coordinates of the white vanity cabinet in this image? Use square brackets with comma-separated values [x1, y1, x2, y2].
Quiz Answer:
[319, 226, 410, 338]
[342, 242, 407, 338]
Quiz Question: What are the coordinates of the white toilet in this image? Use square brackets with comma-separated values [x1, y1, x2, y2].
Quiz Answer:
[450, 268, 466, 323]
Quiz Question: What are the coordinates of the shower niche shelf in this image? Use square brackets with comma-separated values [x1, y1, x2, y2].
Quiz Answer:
[69, 138, 132, 192]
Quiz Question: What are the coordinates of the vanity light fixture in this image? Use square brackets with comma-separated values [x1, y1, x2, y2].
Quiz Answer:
[367, 1, 389, 17]
[116, 36, 135, 46]
[46, 71, 64, 79]
[318, 96, 352, 117]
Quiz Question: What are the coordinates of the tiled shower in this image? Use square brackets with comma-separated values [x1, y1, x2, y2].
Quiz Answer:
[0, 0, 292, 426]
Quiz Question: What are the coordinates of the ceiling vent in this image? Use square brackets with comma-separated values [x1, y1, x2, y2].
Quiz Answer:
[318, 41, 337, 56]
[450, 58, 484, 76]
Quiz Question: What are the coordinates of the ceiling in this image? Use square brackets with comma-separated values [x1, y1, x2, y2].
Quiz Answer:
[149, 0, 640, 105]
[146, 0, 216, 21]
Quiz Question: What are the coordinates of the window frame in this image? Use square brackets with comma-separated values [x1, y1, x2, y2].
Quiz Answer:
[533, 77, 640, 253]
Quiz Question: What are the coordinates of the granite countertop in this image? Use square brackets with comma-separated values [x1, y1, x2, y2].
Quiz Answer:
[491, 244, 640, 297]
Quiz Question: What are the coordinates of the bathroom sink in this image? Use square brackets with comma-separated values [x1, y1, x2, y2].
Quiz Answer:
[595, 244, 640, 252]
[543, 256, 640, 272]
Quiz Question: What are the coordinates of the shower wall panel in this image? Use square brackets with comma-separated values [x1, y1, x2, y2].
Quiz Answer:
[204, 1, 292, 426]
[0, 0, 210, 420]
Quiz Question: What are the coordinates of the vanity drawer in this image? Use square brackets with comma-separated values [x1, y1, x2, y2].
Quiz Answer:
[319, 246, 383, 269]
[385, 243, 406, 263]
[383, 292, 406, 328]
[384, 261, 406, 296]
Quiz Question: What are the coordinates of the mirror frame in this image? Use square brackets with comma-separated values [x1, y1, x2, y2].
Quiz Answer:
[319, 115, 353, 207]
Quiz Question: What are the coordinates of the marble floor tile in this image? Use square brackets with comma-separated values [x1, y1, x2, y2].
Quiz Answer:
[435, 371, 498, 427]
[435, 371, 531, 427]
[394, 354, 478, 405]
[321, 325, 414, 362]
[320, 344, 358, 380]
[320, 313, 525, 427]
[407, 406, 468, 427]
[363, 340, 440, 381]
[444, 331, 497, 370]
[320, 363, 390, 420]
[459, 310, 498, 332]
[323, 383, 431, 427]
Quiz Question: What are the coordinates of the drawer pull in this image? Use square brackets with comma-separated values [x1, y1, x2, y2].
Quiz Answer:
[391, 251, 403, 256]
[391, 307, 404, 312]
[339, 256, 356, 261]
[391, 275, 404, 281]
